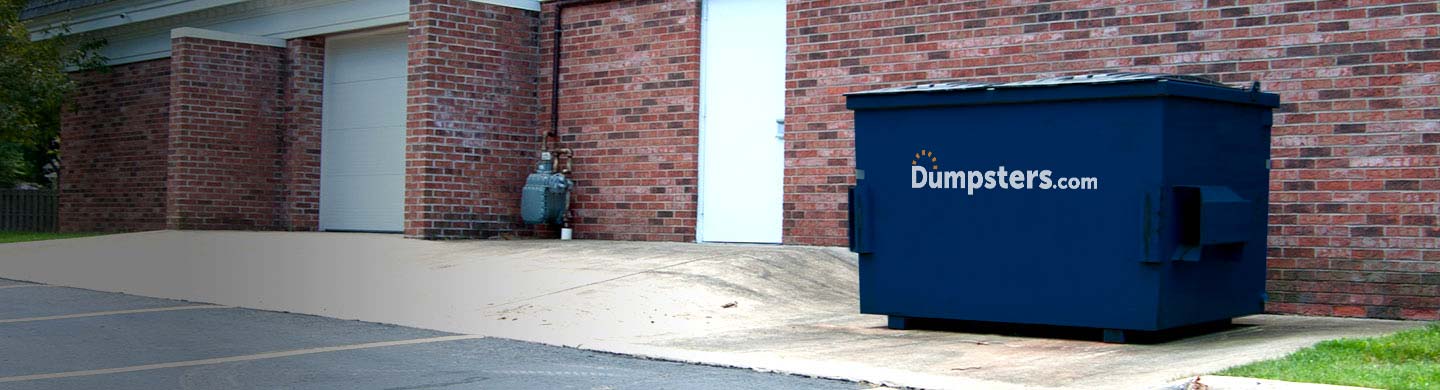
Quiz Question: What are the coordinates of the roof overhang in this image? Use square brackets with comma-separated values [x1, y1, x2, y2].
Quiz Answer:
[27, 0, 250, 40]
[26, 0, 540, 41]
[23, 0, 117, 20]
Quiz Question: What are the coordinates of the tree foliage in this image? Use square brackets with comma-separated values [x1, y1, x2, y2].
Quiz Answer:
[0, 0, 105, 187]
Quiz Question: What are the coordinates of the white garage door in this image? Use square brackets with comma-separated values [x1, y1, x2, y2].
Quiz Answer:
[320, 29, 407, 232]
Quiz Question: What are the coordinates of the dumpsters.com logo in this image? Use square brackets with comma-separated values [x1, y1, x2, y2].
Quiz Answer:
[910, 149, 1098, 195]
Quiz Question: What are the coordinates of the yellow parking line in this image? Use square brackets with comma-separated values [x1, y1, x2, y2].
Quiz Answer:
[0, 305, 231, 324]
[0, 284, 53, 290]
[0, 335, 484, 383]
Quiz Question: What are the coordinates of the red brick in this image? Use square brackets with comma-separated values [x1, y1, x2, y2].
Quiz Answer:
[1401, 308, 1440, 320]
[281, 37, 325, 231]
[66, 35, 327, 232]
[60, 59, 171, 232]
[406, 0, 542, 239]
[536, 0, 701, 242]
[166, 36, 289, 230]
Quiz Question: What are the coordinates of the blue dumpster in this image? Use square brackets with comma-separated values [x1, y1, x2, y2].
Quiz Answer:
[845, 73, 1279, 342]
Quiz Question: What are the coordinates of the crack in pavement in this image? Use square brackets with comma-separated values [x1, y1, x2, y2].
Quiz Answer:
[479, 254, 756, 313]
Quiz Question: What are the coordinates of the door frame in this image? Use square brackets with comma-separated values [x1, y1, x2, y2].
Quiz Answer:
[695, 0, 785, 243]
[696, 0, 713, 242]
[318, 24, 408, 233]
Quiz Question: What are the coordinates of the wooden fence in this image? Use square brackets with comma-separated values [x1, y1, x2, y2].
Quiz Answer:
[0, 189, 58, 232]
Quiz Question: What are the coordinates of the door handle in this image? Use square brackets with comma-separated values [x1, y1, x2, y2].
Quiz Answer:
[775, 119, 785, 139]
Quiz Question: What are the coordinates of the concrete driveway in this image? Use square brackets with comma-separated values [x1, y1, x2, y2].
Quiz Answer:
[0, 279, 865, 389]
[0, 231, 1425, 389]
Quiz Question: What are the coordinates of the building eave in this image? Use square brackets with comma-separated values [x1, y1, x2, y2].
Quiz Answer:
[27, 0, 539, 41]
[21, 0, 117, 20]
[27, 0, 250, 40]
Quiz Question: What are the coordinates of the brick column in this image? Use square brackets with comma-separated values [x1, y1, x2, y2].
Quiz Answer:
[405, 0, 543, 239]
[280, 37, 325, 231]
[166, 29, 288, 230]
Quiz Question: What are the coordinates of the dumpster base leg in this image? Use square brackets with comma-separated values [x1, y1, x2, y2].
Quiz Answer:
[887, 316, 914, 330]
[1102, 329, 1127, 343]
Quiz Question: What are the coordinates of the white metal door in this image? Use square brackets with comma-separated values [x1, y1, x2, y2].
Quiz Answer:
[319, 29, 407, 232]
[698, 0, 786, 243]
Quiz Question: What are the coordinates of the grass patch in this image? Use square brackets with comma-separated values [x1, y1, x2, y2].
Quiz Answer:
[0, 231, 105, 244]
[1217, 323, 1440, 390]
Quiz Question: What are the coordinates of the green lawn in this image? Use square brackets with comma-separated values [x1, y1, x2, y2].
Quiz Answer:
[0, 231, 105, 244]
[1218, 323, 1440, 390]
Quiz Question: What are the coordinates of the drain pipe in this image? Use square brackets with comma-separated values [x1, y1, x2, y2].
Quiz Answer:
[545, 1, 562, 151]
[522, 1, 606, 237]
[547, 0, 610, 152]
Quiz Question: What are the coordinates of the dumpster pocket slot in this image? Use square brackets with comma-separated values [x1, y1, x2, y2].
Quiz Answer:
[1172, 185, 1250, 262]
[849, 184, 872, 254]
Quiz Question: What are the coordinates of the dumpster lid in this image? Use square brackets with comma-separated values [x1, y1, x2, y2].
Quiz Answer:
[845, 72, 1280, 108]
[847, 81, 994, 95]
[1000, 72, 1230, 88]
[847, 73, 1232, 96]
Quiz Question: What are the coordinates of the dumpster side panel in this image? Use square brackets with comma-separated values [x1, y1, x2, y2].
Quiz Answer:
[1154, 98, 1273, 328]
[854, 98, 1167, 330]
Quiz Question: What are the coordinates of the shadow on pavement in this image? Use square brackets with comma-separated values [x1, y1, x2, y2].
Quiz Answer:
[873, 317, 1254, 344]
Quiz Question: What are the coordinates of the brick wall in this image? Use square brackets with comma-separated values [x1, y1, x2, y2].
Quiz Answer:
[405, 0, 543, 239]
[166, 36, 287, 230]
[787, 0, 1439, 319]
[539, 0, 702, 242]
[51, 1, 1436, 321]
[280, 37, 325, 231]
[59, 59, 171, 232]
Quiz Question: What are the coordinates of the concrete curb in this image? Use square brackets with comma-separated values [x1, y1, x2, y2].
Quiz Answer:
[1156, 376, 1378, 390]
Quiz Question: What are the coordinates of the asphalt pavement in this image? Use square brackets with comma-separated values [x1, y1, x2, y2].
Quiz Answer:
[0, 278, 868, 389]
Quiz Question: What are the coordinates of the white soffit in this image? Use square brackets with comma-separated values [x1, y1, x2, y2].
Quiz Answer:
[170, 26, 284, 46]
[32, 0, 541, 66]
[28, 0, 251, 40]
[480, 0, 540, 11]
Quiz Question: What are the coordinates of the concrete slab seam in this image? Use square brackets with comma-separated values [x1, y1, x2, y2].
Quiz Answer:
[0, 335, 486, 383]
[0, 305, 231, 324]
